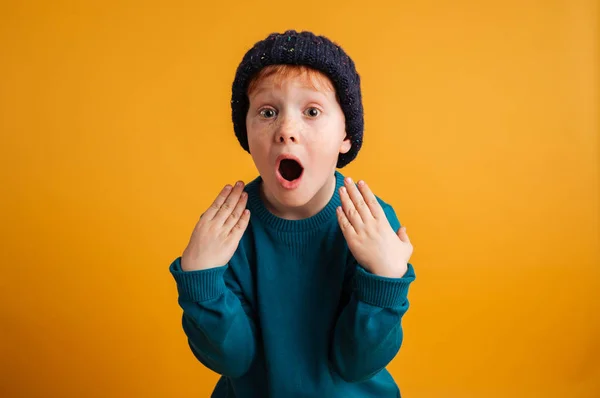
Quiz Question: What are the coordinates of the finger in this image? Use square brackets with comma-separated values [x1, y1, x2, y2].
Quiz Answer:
[397, 226, 411, 243]
[223, 191, 248, 231]
[356, 180, 386, 220]
[344, 177, 372, 222]
[228, 208, 250, 241]
[214, 181, 245, 224]
[336, 205, 356, 236]
[339, 185, 363, 229]
[204, 184, 233, 220]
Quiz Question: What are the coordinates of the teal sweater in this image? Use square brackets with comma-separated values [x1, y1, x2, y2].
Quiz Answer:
[170, 171, 416, 397]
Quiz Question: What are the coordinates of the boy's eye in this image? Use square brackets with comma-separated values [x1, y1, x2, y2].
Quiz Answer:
[259, 109, 277, 118]
[305, 107, 321, 117]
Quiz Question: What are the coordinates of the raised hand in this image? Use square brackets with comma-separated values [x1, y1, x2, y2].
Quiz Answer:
[181, 181, 250, 272]
[336, 177, 413, 278]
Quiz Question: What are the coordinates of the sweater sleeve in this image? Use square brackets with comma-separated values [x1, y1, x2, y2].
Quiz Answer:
[330, 204, 416, 382]
[170, 257, 257, 378]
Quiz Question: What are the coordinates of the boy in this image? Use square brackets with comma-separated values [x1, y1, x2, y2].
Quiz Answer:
[169, 30, 415, 397]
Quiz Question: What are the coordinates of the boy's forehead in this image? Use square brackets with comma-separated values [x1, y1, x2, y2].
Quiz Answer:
[254, 75, 315, 90]
[249, 69, 335, 97]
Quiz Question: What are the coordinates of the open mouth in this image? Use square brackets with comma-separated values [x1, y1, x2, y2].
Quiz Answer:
[278, 158, 304, 181]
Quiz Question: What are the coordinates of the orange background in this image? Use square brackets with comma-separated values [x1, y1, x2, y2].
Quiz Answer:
[1, 1, 599, 397]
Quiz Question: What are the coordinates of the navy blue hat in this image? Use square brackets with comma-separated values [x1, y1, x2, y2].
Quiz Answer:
[230, 30, 364, 168]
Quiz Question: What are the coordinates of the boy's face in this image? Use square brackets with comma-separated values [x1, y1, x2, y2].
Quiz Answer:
[246, 69, 351, 217]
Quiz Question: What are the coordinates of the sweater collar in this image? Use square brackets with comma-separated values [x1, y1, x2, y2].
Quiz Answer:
[245, 171, 345, 232]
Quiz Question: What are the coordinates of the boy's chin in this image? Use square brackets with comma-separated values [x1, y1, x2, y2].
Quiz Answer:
[260, 180, 315, 211]
[269, 185, 313, 207]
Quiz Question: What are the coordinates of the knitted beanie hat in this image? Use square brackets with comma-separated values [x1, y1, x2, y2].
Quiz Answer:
[230, 30, 364, 168]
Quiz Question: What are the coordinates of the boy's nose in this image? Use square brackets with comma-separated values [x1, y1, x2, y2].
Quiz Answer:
[277, 132, 297, 143]
[275, 118, 299, 144]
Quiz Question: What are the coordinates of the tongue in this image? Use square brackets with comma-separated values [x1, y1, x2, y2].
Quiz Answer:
[279, 159, 303, 181]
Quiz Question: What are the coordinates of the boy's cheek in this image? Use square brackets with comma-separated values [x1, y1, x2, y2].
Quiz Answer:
[247, 128, 273, 144]
[247, 117, 275, 131]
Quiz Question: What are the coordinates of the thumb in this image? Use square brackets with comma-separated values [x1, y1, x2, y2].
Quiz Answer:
[397, 226, 410, 243]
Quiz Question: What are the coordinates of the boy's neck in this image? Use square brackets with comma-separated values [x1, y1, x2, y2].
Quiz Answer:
[259, 171, 338, 221]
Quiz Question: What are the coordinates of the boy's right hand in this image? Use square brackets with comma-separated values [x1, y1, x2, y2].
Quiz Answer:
[181, 181, 250, 272]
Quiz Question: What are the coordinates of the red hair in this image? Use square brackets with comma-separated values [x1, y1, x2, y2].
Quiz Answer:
[247, 65, 337, 99]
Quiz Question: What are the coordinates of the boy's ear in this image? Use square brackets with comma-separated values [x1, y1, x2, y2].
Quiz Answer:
[339, 134, 352, 154]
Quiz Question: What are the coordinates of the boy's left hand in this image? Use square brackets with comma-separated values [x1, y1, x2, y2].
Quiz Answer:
[337, 177, 413, 278]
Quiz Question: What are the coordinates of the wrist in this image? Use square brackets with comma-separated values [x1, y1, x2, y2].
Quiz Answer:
[370, 262, 408, 278]
[181, 254, 218, 272]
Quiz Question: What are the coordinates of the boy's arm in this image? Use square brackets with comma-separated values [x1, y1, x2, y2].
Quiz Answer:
[170, 256, 257, 378]
[330, 204, 416, 383]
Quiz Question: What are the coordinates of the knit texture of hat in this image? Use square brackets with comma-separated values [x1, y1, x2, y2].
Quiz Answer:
[230, 30, 364, 168]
